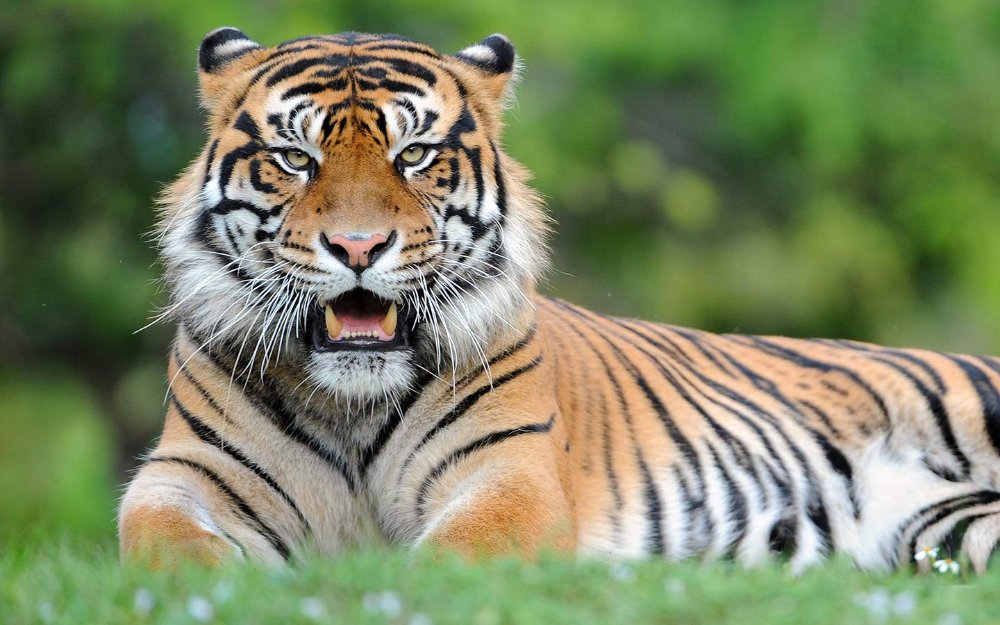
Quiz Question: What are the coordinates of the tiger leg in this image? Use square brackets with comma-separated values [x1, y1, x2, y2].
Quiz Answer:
[410, 420, 575, 559]
[895, 490, 1000, 573]
[893, 354, 1000, 571]
[119, 460, 247, 567]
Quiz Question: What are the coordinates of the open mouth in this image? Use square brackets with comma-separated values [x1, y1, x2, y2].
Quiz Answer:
[309, 289, 414, 352]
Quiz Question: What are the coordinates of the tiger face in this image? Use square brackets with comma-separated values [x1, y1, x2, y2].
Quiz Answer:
[159, 30, 547, 402]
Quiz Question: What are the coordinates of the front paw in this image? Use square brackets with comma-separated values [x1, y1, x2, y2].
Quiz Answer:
[120, 506, 240, 569]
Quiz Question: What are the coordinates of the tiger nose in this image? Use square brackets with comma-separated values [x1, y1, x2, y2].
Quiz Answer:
[320, 231, 395, 274]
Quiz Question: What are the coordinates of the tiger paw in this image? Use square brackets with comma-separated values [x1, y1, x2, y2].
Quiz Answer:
[120, 505, 240, 569]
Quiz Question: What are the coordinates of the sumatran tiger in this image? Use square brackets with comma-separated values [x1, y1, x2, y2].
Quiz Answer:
[119, 28, 1000, 574]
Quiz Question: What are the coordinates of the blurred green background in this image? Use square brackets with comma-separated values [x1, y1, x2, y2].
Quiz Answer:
[1, 0, 998, 545]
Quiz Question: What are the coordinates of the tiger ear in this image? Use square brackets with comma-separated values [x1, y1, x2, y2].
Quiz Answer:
[197, 27, 264, 109]
[451, 34, 519, 106]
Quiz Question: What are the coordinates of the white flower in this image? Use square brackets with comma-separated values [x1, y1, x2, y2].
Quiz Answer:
[299, 597, 327, 621]
[409, 613, 433, 625]
[914, 546, 939, 562]
[378, 591, 403, 617]
[211, 581, 234, 604]
[664, 578, 686, 595]
[472, 607, 502, 625]
[133, 587, 155, 616]
[934, 558, 960, 575]
[609, 562, 635, 582]
[362, 592, 381, 614]
[362, 591, 403, 617]
[854, 587, 891, 622]
[186, 596, 214, 622]
[37, 601, 56, 624]
[892, 591, 917, 617]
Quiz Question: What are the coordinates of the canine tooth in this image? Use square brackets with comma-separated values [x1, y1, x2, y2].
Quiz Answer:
[325, 305, 342, 339]
[381, 302, 398, 336]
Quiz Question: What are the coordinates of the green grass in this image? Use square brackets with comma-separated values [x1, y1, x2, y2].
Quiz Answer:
[3, 539, 999, 625]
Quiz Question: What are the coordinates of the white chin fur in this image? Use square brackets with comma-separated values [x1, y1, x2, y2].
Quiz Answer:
[306, 350, 415, 402]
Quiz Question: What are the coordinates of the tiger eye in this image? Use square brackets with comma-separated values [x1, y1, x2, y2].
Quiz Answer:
[283, 148, 311, 170]
[399, 144, 427, 165]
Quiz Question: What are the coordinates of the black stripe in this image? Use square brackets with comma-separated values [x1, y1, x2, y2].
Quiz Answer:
[947, 355, 1000, 458]
[248, 159, 277, 195]
[168, 393, 311, 534]
[490, 141, 509, 220]
[358, 371, 433, 474]
[415, 415, 555, 516]
[407, 356, 542, 461]
[794, 397, 840, 437]
[377, 77, 425, 96]
[882, 350, 948, 395]
[902, 491, 1000, 563]
[806, 492, 832, 555]
[233, 111, 262, 142]
[973, 355, 1000, 377]
[600, 395, 625, 547]
[146, 455, 290, 560]
[237, 379, 358, 492]
[830, 340, 948, 395]
[363, 43, 442, 62]
[372, 108, 390, 147]
[705, 442, 748, 556]
[745, 336, 891, 424]
[203, 140, 219, 186]
[859, 353, 971, 479]
[172, 344, 227, 420]
[265, 57, 327, 87]
[455, 324, 537, 389]
[182, 326, 358, 493]
[636, 452, 665, 555]
[670, 326, 739, 379]
[281, 81, 339, 100]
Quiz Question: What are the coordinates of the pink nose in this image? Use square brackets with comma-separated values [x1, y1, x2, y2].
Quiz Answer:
[321, 232, 391, 272]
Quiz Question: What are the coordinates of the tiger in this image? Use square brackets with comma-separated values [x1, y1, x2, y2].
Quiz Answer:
[119, 27, 1000, 574]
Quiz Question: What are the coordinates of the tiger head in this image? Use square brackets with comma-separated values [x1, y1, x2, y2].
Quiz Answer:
[159, 29, 548, 402]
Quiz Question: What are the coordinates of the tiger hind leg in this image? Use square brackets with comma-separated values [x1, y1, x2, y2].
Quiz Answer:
[961, 513, 1000, 573]
[895, 491, 1000, 572]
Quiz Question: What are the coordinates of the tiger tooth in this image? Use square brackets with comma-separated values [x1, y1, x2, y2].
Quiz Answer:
[381, 302, 398, 337]
[325, 305, 343, 339]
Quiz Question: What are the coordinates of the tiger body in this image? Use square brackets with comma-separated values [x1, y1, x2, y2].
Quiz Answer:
[119, 29, 1000, 573]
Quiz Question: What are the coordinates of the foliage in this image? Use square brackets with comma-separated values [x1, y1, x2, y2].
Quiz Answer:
[0, 0, 998, 547]
[4, 540, 1000, 625]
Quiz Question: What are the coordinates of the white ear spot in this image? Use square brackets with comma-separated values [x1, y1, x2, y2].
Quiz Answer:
[199, 27, 261, 74]
[454, 34, 516, 75]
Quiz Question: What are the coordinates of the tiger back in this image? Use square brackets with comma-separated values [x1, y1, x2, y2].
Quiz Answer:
[119, 28, 1000, 574]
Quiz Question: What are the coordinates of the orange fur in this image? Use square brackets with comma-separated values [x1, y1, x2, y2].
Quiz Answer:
[120, 505, 233, 568]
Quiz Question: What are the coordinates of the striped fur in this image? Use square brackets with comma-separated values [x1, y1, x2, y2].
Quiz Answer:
[120, 30, 1000, 573]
